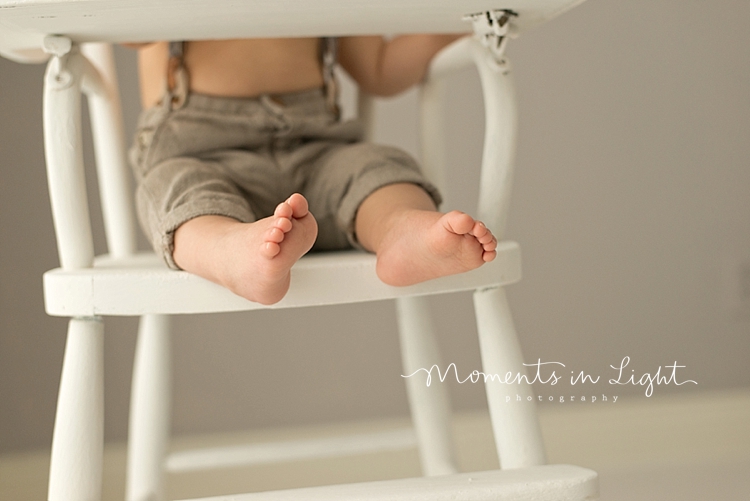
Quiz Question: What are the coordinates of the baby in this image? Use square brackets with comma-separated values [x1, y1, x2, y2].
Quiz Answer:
[128, 36, 497, 305]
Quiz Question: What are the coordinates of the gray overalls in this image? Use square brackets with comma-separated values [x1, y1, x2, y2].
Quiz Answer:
[129, 38, 441, 269]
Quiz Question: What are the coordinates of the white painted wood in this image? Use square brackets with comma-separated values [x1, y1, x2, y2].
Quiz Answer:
[473, 287, 547, 469]
[43, 243, 521, 316]
[396, 296, 458, 476]
[465, 42, 547, 470]
[425, 36, 475, 82]
[174, 465, 597, 501]
[80, 43, 137, 259]
[166, 428, 417, 473]
[26, 3, 596, 500]
[471, 39, 518, 239]
[48, 317, 104, 501]
[0, 0, 587, 63]
[43, 49, 96, 270]
[127, 315, 171, 501]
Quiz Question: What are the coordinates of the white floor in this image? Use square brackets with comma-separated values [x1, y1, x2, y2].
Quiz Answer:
[2, 389, 749, 500]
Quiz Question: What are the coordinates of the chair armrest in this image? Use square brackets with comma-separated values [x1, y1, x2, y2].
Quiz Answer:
[425, 36, 474, 82]
[420, 34, 518, 239]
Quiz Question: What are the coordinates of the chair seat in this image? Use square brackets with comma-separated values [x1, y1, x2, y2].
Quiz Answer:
[43, 241, 521, 316]
[177, 465, 598, 501]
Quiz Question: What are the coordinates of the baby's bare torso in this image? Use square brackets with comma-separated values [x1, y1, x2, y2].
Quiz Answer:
[138, 38, 324, 108]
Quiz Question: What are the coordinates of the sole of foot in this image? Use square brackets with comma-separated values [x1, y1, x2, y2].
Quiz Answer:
[221, 193, 318, 304]
[375, 210, 497, 287]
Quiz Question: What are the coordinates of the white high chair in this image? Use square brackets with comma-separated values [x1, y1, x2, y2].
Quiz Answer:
[1, 1, 597, 500]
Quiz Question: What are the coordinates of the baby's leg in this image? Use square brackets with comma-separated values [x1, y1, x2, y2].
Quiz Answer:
[355, 183, 497, 286]
[173, 194, 317, 305]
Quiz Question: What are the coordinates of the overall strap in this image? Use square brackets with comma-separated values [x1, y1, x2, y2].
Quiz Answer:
[321, 37, 340, 119]
[165, 41, 188, 110]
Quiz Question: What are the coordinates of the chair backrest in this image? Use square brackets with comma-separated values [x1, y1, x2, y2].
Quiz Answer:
[42, 38, 134, 269]
[80, 44, 138, 259]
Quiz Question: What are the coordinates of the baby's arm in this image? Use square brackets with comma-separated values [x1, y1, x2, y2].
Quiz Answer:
[338, 34, 464, 97]
[121, 42, 158, 49]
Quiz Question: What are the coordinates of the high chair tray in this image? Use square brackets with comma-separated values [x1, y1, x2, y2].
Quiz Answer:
[0, 0, 585, 62]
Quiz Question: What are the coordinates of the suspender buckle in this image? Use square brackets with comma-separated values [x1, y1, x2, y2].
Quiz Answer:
[165, 41, 188, 110]
[322, 37, 340, 120]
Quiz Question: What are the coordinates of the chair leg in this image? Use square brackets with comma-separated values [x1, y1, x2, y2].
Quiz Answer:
[396, 296, 458, 476]
[473, 287, 546, 469]
[48, 317, 104, 501]
[127, 314, 171, 501]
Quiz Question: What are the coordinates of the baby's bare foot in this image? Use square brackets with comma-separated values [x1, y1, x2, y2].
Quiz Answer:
[222, 194, 317, 304]
[375, 210, 497, 287]
[174, 194, 317, 305]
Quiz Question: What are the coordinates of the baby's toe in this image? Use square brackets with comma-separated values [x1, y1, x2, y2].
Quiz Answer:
[483, 238, 498, 252]
[274, 201, 293, 219]
[266, 227, 285, 244]
[471, 221, 488, 238]
[273, 216, 293, 233]
[477, 232, 494, 245]
[444, 211, 475, 235]
[261, 241, 281, 258]
[287, 193, 309, 219]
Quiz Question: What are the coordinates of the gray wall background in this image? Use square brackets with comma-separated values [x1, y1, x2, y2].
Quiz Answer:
[1, 0, 749, 453]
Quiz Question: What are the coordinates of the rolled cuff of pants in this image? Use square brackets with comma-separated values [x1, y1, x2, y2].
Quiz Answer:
[337, 167, 443, 251]
[144, 194, 254, 270]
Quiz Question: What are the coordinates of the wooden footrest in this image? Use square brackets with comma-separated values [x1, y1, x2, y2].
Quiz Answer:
[179, 465, 598, 501]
